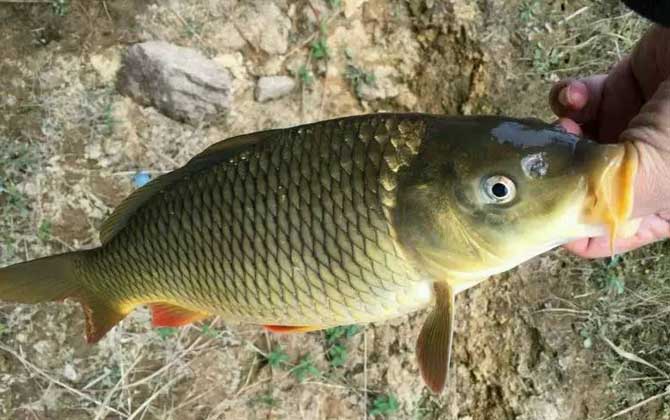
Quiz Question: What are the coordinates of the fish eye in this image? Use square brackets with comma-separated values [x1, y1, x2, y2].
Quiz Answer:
[482, 175, 516, 204]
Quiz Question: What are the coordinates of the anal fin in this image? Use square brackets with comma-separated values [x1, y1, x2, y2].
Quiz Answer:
[150, 303, 209, 327]
[263, 325, 321, 334]
[81, 297, 131, 344]
[416, 281, 455, 394]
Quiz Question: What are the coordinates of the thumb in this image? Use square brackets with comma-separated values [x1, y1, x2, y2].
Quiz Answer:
[620, 78, 670, 218]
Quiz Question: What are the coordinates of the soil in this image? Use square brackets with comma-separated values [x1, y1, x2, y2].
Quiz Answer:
[0, 1, 659, 419]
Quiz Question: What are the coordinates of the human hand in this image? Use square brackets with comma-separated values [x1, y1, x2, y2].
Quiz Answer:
[549, 24, 670, 258]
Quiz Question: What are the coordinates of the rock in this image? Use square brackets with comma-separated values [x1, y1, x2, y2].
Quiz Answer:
[213, 22, 247, 51]
[237, 2, 291, 54]
[117, 41, 232, 124]
[255, 76, 296, 102]
[63, 363, 79, 382]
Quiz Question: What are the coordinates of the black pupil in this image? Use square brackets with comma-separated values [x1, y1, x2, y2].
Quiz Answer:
[491, 182, 508, 198]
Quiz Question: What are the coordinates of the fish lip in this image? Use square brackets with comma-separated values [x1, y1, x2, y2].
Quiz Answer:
[578, 140, 639, 252]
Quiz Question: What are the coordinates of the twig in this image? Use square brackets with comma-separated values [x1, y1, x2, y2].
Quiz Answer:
[101, 0, 112, 22]
[605, 387, 670, 419]
[559, 6, 589, 25]
[600, 335, 669, 379]
[286, 10, 341, 58]
[363, 329, 368, 420]
[127, 375, 183, 420]
[0, 343, 128, 418]
[318, 59, 330, 120]
[121, 335, 206, 390]
[94, 352, 145, 420]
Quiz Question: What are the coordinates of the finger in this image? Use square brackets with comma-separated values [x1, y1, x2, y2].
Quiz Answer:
[563, 215, 670, 258]
[554, 117, 582, 136]
[563, 235, 656, 259]
[549, 76, 607, 123]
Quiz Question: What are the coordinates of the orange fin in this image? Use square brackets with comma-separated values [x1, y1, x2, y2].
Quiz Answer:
[416, 282, 455, 394]
[263, 325, 321, 334]
[150, 303, 209, 327]
[81, 297, 130, 344]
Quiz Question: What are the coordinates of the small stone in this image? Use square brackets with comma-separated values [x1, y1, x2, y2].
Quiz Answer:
[63, 363, 79, 381]
[117, 41, 233, 124]
[255, 76, 296, 102]
[89, 47, 122, 85]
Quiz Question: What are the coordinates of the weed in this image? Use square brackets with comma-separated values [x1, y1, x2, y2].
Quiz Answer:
[0, 136, 40, 264]
[324, 325, 360, 368]
[520, 2, 648, 78]
[592, 256, 625, 295]
[266, 346, 289, 369]
[518, 0, 540, 25]
[292, 355, 321, 382]
[200, 322, 219, 338]
[51, 0, 69, 17]
[297, 65, 314, 86]
[101, 100, 115, 135]
[325, 325, 360, 344]
[327, 342, 347, 368]
[345, 64, 376, 97]
[327, 0, 341, 9]
[310, 38, 329, 60]
[248, 393, 278, 408]
[156, 327, 178, 339]
[369, 394, 400, 417]
[183, 17, 202, 39]
[37, 219, 52, 242]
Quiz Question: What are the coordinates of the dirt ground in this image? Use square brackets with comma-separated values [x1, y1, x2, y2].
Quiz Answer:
[0, 1, 667, 419]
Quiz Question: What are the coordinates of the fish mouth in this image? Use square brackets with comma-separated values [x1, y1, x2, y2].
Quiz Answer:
[579, 141, 639, 254]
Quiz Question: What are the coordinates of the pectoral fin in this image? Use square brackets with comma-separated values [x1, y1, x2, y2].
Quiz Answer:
[416, 281, 455, 394]
[150, 303, 209, 327]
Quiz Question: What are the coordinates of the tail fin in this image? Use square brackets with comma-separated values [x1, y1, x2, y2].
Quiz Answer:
[0, 252, 129, 343]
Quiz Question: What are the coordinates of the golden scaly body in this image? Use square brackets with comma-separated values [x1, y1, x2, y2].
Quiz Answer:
[0, 112, 639, 393]
[78, 115, 431, 326]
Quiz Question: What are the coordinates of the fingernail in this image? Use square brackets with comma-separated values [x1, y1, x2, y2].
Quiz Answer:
[566, 83, 587, 108]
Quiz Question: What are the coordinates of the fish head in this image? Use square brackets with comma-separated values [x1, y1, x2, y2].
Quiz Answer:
[394, 116, 638, 282]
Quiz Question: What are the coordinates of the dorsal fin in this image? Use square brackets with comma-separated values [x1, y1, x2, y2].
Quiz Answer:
[99, 130, 277, 244]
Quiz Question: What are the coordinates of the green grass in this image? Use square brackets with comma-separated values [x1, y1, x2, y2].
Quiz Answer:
[51, 0, 70, 17]
[344, 64, 376, 98]
[156, 327, 178, 339]
[266, 346, 289, 369]
[0, 136, 41, 264]
[575, 241, 670, 414]
[369, 394, 399, 418]
[519, 1, 648, 78]
[291, 355, 321, 382]
[310, 38, 329, 60]
[37, 219, 52, 242]
[297, 65, 314, 86]
[324, 325, 360, 368]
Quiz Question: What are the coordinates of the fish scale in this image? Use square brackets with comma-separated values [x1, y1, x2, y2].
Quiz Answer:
[75, 115, 429, 325]
[81, 117, 422, 325]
